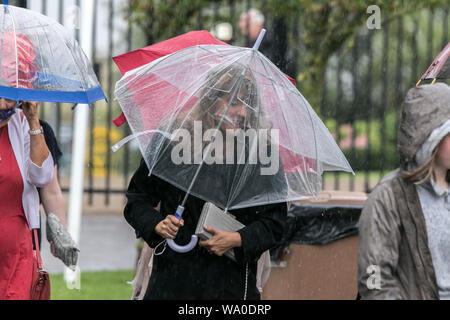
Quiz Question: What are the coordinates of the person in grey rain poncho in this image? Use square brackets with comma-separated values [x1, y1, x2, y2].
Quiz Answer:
[358, 83, 450, 300]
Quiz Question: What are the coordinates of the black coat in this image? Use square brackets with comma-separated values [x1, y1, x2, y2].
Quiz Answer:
[124, 159, 287, 300]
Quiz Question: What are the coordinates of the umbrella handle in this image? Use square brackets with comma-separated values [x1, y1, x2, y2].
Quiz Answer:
[167, 236, 198, 253]
[166, 206, 198, 253]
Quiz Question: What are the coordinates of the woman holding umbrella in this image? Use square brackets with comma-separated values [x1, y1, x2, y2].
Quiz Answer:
[118, 30, 352, 300]
[0, 28, 54, 300]
[358, 83, 450, 299]
[0, 97, 54, 299]
[0, 3, 105, 299]
[124, 63, 288, 300]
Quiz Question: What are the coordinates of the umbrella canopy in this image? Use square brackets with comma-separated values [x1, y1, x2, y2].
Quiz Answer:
[113, 30, 229, 75]
[420, 42, 450, 82]
[0, 4, 105, 104]
[112, 30, 296, 127]
[114, 42, 353, 211]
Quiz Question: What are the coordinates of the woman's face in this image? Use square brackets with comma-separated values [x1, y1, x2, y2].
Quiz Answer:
[0, 98, 18, 128]
[212, 94, 248, 131]
[435, 133, 450, 170]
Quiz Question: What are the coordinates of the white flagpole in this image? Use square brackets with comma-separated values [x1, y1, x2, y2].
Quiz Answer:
[64, 0, 95, 289]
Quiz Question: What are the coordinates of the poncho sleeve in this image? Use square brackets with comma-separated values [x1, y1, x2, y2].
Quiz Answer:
[357, 181, 407, 299]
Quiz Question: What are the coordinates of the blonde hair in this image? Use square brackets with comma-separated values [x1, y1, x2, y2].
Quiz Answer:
[404, 140, 450, 185]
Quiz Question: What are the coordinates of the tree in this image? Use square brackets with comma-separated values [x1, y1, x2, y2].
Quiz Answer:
[278, 0, 449, 110]
[126, 0, 449, 110]
[127, 0, 212, 44]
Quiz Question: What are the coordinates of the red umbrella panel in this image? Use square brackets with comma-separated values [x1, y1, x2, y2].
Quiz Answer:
[113, 30, 228, 75]
[112, 31, 228, 127]
[420, 42, 450, 83]
[112, 30, 296, 127]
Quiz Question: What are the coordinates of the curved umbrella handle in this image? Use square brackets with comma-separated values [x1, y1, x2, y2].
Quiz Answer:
[167, 236, 198, 253]
[166, 206, 198, 253]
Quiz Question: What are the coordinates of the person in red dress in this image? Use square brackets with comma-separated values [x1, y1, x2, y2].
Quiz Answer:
[0, 98, 53, 300]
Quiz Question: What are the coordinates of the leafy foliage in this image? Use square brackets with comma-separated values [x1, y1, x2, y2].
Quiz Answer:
[128, 0, 213, 43]
[126, 0, 448, 108]
[291, 0, 449, 109]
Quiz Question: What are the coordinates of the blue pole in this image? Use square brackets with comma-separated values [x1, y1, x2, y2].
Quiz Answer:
[4, 0, 8, 6]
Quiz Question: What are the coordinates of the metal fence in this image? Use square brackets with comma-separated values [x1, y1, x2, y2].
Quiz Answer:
[12, 0, 450, 206]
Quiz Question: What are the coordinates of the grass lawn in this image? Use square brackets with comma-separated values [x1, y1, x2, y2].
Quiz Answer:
[50, 270, 136, 300]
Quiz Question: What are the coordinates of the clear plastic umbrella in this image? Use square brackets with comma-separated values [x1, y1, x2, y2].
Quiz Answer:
[113, 30, 353, 252]
[0, 2, 105, 104]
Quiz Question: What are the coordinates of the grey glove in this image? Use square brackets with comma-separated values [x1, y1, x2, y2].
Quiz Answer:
[46, 213, 80, 271]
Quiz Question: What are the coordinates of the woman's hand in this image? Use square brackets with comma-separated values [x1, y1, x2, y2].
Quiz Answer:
[198, 226, 242, 256]
[155, 215, 184, 239]
[21, 101, 50, 168]
[21, 101, 40, 128]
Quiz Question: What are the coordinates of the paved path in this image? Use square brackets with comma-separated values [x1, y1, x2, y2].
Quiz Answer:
[40, 215, 139, 274]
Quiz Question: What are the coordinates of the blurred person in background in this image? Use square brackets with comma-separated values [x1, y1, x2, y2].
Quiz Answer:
[358, 83, 450, 300]
[36, 119, 79, 270]
[238, 8, 296, 81]
[239, 8, 266, 48]
[35, 119, 64, 243]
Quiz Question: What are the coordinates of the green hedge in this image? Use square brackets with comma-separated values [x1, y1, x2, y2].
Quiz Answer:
[325, 111, 400, 172]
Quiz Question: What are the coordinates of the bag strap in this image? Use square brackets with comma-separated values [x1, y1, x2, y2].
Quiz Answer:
[32, 229, 44, 271]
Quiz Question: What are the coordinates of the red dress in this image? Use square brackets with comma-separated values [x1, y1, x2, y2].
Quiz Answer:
[0, 125, 33, 300]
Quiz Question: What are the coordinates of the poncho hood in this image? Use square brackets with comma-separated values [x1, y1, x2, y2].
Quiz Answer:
[398, 83, 450, 170]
